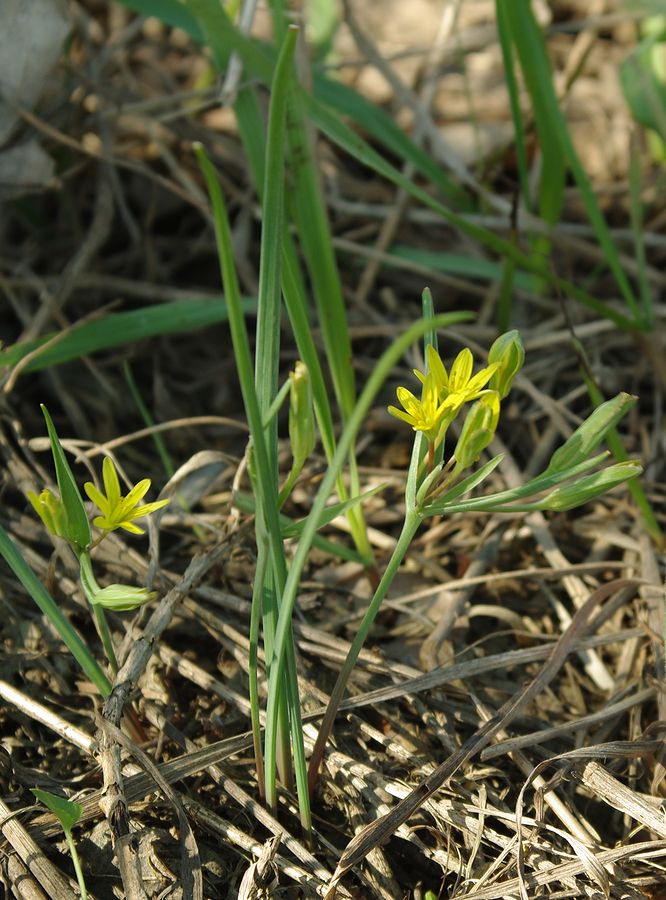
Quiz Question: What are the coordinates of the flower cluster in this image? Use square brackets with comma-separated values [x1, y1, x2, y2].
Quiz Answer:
[389, 331, 524, 469]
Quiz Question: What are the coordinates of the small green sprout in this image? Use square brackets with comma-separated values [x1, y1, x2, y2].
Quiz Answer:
[84, 456, 169, 535]
[289, 360, 315, 466]
[31, 788, 87, 900]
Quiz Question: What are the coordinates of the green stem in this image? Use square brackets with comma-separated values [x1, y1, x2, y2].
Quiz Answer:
[64, 831, 87, 900]
[307, 509, 422, 793]
[92, 604, 118, 676]
[79, 553, 118, 674]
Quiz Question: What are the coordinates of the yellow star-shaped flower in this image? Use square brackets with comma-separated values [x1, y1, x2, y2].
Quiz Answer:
[388, 372, 455, 441]
[415, 345, 499, 412]
[84, 457, 169, 535]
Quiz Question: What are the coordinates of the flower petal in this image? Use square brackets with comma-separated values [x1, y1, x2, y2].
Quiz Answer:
[465, 361, 500, 396]
[425, 345, 449, 394]
[388, 405, 417, 426]
[84, 481, 110, 516]
[116, 479, 151, 518]
[126, 498, 170, 521]
[449, 348, 473, 391]
[102, 457, 121, 510]
[118, 520, 145, 535]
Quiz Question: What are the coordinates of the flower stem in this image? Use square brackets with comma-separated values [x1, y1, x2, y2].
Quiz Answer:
[79, 553, 118, 674]
[307, 509, 421, 794]
[92, 603, 118, 676]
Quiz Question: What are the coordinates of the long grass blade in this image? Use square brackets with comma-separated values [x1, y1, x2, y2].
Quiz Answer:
[499, 0, 641, 323]
[0, 299, 255, 375]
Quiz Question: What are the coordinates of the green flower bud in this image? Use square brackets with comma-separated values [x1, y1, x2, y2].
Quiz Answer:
[453, 391, 500, 471]
[487, 330, 524, 400]
[539, 461, 642, 511]
[545, 393, 636, 474]
[41, 405, 92, 552]
[90, 583, 157, 612]
[79, 551, 156, 612]
[27, 489, 68, 539]
[288, 361, 315, 469]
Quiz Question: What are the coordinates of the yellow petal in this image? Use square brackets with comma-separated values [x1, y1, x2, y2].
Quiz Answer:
[102, 457, 121, 510]
[84, 481, 111, 516]
[425, 345, 449, 393]
[449, 348, 473, 391]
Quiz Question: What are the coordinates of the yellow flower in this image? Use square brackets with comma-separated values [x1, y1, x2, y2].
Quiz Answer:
[415, 345, 499, 412]
[84, 457, 169, 535]
[388, 372, 455, 441]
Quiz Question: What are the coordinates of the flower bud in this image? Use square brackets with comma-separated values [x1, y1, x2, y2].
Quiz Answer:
[453, 391, 500, 471]
[545, 393, 636, 474]
[27, 489, 68, 539]
[79, 551, 156, 612]
[288, 361, 315, 469]
[487, 330, 524, 400]
[539, 461, 642, 511]
[90, 583, 157, 612]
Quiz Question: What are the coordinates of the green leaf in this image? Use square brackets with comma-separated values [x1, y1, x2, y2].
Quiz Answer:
[40, 406, 91, 552]
[31, 789, 82, 833]
[544, 393, 637, 475]
[0, 298, 254, 374]
[499, 0, 641, 322]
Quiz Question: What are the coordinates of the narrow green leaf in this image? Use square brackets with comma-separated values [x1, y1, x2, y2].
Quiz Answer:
[118, 0, 203, 39]
[500, 0, 640, 321]
[0, 299, 254, 374]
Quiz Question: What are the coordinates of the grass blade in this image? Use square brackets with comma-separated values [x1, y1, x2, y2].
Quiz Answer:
[499, 0, 641, 323]
[0, 298, 255, 374]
